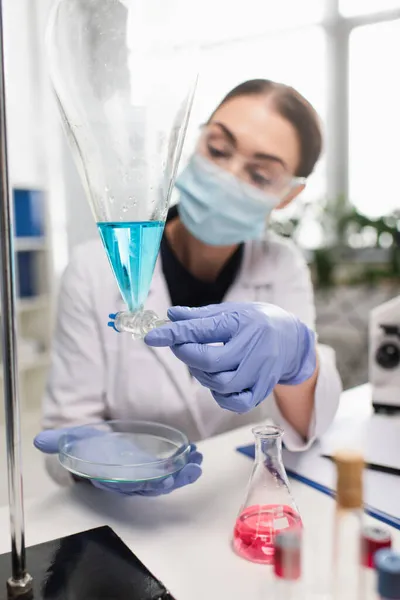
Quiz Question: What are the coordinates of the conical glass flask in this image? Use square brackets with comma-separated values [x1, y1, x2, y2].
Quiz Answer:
[46, 0, 197, 339]
[233, 425, 302, 565]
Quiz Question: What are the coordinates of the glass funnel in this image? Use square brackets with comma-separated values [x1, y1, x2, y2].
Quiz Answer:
[46, 0, 197, 339]
[233, 425, 302, 565]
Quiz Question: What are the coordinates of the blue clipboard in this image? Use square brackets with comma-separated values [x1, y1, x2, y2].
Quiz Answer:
[236, 444, 400, 531]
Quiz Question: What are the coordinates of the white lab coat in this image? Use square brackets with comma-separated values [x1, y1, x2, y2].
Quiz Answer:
[43, 231, 342, 482]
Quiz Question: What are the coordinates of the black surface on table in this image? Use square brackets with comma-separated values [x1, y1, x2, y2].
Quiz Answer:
[0, 526, 175, 599]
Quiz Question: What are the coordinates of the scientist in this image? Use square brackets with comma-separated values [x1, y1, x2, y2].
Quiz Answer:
[35, 78, 342, 496]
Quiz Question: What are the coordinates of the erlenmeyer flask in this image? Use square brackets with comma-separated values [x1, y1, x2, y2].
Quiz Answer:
[233, 425, 302, 565]
[46, 0, 197, 339]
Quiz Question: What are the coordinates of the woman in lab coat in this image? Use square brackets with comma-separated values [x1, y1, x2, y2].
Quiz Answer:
[35, 79, 342, 494]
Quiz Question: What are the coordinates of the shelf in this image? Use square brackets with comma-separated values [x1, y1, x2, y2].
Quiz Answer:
[0, 352, 50, 378]
[0, 295, 49, 315]
[14, 237, 47, 252]
[17, 295, 49, 312]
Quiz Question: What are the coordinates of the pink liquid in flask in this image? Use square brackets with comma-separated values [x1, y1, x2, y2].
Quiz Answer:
[233, 503, 302, 564]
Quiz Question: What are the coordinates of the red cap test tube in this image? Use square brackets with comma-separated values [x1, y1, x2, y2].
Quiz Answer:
[274, 529, 302, 581]
[362, 525, 392, 569]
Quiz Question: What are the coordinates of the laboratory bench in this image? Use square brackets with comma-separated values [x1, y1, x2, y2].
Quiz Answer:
[0, 385, 398, 599]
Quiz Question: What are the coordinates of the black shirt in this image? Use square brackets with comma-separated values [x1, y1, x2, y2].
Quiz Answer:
[160, 205, 244, 308]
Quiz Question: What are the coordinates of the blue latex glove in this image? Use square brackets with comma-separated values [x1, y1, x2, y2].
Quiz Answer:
[145, 303, 316, 414]
[34, 428, 202, 496]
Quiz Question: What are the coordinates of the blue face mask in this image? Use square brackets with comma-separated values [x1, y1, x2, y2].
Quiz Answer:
[175, 154, 280, 246]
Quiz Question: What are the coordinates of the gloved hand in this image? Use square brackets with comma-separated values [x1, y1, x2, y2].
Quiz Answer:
[34, 427, 202, 496]
[145, 302, 316, 414]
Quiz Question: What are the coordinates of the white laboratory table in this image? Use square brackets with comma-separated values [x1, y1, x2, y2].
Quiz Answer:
[0, 385, 398, 599]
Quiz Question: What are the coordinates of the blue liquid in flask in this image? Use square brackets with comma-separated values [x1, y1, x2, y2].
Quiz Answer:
[98, 221, 164, 312]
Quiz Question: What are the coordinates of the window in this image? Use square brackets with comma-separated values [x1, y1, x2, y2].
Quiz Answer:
[196, 0, 325, 43]
[349, 19, 400, 217]
[339, 0, 400, 17]
[165, 0, 325, 46]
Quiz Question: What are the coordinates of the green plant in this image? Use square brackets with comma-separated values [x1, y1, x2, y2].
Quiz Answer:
[270, 217, 301, 239]
[361, 267, 387, 287]
[271, 195, 399, 286]
[389, 245, 400, 277]
[320, 193, 352, 246]
[313, 247, 335, 289]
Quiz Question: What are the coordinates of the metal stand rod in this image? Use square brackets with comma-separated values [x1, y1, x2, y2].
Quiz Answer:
[0, 0, 33, 596]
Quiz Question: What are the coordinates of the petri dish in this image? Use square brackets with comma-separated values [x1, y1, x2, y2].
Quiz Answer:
[58, 420, 191, 483]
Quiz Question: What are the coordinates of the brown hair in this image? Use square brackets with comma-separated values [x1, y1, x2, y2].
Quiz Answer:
[210, 79, 322, 178]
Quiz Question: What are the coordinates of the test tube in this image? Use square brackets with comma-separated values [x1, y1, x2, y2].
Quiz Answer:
[332, 451, 364, 600]
[361, 525, 392, 600]
[273, 529, 302, 599]
[375, 549, 400, 600]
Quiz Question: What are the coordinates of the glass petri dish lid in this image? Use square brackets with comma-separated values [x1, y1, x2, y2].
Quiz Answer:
[58, 420, 191, 483]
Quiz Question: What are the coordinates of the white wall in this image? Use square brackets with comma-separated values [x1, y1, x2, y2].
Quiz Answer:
[3, 0, 44, 188]
[27, 0, 69, 279]
[2, 0, 98, 258]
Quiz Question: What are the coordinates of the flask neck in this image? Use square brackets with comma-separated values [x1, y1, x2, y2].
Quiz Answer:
[253, 426, 288, 487]
[253, 426, 284, 464]
[256, 436, 282, 461]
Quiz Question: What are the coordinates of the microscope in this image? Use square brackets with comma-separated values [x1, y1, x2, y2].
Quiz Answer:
[369, 295, 400, 413]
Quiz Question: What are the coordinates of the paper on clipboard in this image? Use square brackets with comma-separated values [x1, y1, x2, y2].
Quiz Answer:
[320, 414, 400, 472]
